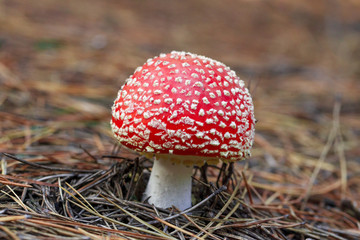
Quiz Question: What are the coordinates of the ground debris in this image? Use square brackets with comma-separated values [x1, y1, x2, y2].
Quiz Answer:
[0, 0, 359, 239]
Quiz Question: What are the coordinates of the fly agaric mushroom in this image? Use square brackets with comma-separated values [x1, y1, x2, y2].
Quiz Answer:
[111, 51, 255, 210]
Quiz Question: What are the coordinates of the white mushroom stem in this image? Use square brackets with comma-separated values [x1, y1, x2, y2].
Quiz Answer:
[143, 157, 193, 211]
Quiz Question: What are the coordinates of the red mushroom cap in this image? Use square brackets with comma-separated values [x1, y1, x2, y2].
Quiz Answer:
[111, 51, 255, 165]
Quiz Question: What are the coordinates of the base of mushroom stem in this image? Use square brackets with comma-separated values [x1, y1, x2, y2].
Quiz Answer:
[143, 157, 193, 211]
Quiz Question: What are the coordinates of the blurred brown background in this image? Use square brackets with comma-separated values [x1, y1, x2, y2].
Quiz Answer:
[0, 0, 359, 201]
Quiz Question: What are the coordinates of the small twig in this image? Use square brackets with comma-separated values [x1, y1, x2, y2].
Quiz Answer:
[301, 98, 341, 209]
[241, 171, 253, 205]
[211, 215, 289, 230]
[182, 213, 222, 240]
[261, 226, 286, 240]
[159, 185, 227, 222]
[2, 153, 98, 173]
[0, 178, 32, 188]
[216, 163, 227, 188]
[0, 225, 21, 240]
[199, 163, 208, 185]
[125, 158, 139, 200]
[79, 145, 97, 163]
[154, 216, 202, 240]
[101, 155, 134, 161]
[222, 162, 234, 186]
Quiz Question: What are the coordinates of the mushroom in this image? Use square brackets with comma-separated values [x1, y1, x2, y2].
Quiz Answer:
[111, 51, 255, 210]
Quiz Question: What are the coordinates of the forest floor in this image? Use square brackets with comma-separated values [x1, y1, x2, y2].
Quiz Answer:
[0, 1, 359, 239]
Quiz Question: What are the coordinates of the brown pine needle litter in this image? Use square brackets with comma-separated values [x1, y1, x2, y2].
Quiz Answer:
[1, 149, 359, 240]
[1, 0, 360, 239]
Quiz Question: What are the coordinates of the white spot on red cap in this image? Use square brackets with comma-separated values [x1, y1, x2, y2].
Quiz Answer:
[176, 98, 182, 104]
[218, 110, 224, 116]
[224, 132, 231, 138]
[193, 81, 203, 87]
[196, 121, 204, 126]
[146, 146, 154, 152]
[202, 97, 210, 104]
[175, 77, 182, 83]
[239, 80, 245, 88]
[143, 111, 152, 119]
[191, 73, 199, 78]
[210, 139, 220, 146]
[164, 98, 173, 104]
[196, 132, 205, 138]
[206, 118, 214, 124]
[219, 122, 226, 128]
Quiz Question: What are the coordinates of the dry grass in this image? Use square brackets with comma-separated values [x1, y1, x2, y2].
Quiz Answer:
[1, 0, 360, 239]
